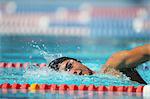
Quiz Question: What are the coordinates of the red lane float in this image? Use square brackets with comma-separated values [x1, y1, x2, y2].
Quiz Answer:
[78, 85, 88, 90]
[98, 86, 107, 91]
[59, 84, 68, 90]
[50, 84, 59, 90]
[127, 86, 136, 92]
[117, 86, 127, 92]
[20, 84, 30, 89]
[1, 83, 11, 89]
[136, 86, 144, 93]
[88, 84, 97, 91]
[11, 83, 21, 89]
[0, 62, 6, 68]
[6, 63, 13, 68]
[0, 62, 46, 68]
[107, 86, 117, 91]
[0, 83, 145, 93]
[69, 84, 78, 90]
[39, 84, 49, 90]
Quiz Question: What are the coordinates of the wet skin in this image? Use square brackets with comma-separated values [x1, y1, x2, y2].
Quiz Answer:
[58, 60, 95, 75]
[58, 59, 121, 76]
[57, 44, 150, 84]
[57, 45, 150, 77]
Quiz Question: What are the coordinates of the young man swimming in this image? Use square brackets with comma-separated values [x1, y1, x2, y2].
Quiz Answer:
[48, 44, 150, 84]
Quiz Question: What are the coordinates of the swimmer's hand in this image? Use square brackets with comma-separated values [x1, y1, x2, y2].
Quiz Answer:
[100, 66, 142, 85]
[100, 65, 123, 78]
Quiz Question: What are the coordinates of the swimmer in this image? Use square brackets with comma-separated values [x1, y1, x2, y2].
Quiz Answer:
[48, 44, 150, 84]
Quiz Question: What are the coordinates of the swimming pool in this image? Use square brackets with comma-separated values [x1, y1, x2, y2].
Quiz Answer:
[0, 35, 150, 98]
[0, 0, 150, 98]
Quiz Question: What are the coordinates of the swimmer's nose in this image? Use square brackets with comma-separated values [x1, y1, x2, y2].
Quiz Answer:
[70, 70, 82, 75]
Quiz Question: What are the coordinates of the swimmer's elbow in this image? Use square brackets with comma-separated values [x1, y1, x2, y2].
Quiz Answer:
[105, 50, 129, 69]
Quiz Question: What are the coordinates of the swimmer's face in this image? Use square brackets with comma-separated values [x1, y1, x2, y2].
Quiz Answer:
[58, 60, 95, 75]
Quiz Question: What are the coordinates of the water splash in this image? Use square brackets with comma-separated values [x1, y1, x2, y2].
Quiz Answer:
[21, 64, 141, 86]
[28, 40, 62, 63]
[0, 63, 142, 86]
[20, 40, 143, 86]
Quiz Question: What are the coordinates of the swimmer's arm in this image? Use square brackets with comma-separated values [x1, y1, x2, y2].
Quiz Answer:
[101, 44, 150, 84]
[104, 44, 150, 70]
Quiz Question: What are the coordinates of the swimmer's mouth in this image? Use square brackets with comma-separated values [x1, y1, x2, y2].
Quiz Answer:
[72, 70, 93, 75]
[89, 71, 93, 75]
[80, 71, 93, 75]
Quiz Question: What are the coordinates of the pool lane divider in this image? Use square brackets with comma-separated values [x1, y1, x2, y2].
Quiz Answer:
[0, 62, 46, 68]
[0, 83, 145, 93]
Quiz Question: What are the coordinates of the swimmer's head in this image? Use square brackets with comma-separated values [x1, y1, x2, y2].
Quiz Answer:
[48, 57, 95, 75]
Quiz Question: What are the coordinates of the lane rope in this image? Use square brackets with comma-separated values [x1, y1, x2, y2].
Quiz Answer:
[0, 62, 46, 68]
[0, 83, 144, 92]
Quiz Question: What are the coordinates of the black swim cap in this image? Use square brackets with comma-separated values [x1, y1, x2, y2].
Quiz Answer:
[48, 57, 81, 71]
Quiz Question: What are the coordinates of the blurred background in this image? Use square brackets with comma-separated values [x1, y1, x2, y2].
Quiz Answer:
[0, 0, 150, 64]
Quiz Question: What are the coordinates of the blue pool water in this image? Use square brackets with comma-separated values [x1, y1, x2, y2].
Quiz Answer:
[0, 36, 149, 85]
[0, 36, 150, 98]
